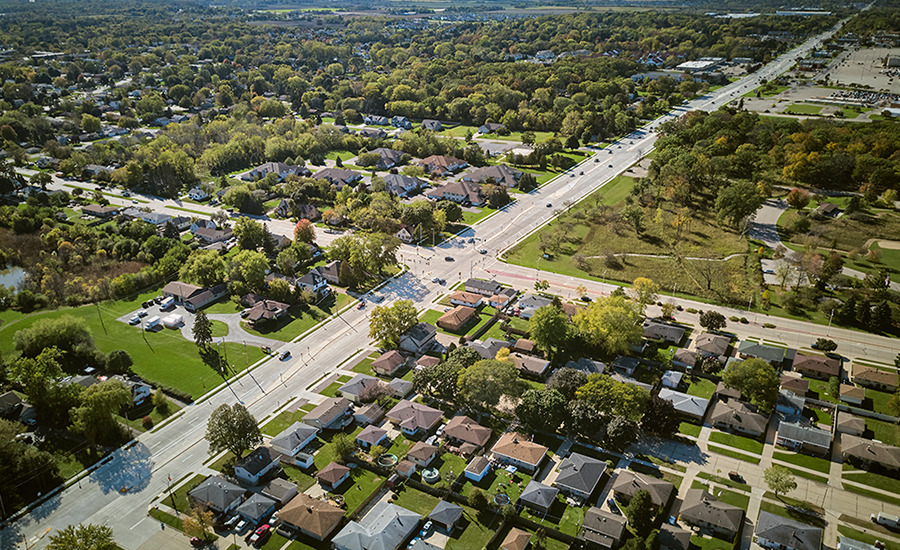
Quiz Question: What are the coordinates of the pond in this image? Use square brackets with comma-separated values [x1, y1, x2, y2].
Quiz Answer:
[0, 266, 26, 292]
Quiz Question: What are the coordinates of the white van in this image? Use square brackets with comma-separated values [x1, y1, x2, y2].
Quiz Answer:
[144, 316, 161, 329]
[159, 297, 175, 310]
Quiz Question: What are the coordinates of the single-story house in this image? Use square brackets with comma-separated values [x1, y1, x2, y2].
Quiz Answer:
[793, 353, 841, 380]
[428, 500, 464, 532]
[715, 382, 742, 402]
[245, 299, 290, 327]
[366, 147, 404, 170]
[672, 349, 697, 369]
[276, 492, 344, 541]
[642, 321, 686, 345]
[234, 446, 281, 485]
[776, 420, 831, 457]
[270, 421, 319, 457]
[463, 164, 523, 188]
[443, 415, 492, 451]
[851, 365, 899, 393]
[261, 478, 298, 506]
[236, 492, 277, 526]
[679, 489, 745, 540]
[82, 204, 119, 219]
[420, 119, 442, 132]
[417, 355, 440, 369]
[188, 476, 246, 514]
[468, 338, 513, 360]
[554, 453, 606, 500]
[317, 260, 342, 285]
[490, 293, 514, 309]
[449, 291, 484, 308]
[372, 350, 406, 377]
[840, 384, 865, 406]
[776, 389, 806, 416]
[501, 528, 532, 550]
[317, 462, 351, 491]
[244, 161, 310, 182]
[161, 281, 228, 311]
[194, 226, 234, 245]
[815, 202, 841, 217]
[658, 388, 710, 422]
[661, 370, 684, 389]
[841, 433, 900, 473]
[478, 122, 506, 134]
[384, 174, 426, 198]
[399, 323, 438, 354]
[660, 524, 692, 550]
[417, 155, 467, 176]
[612, 356, 641, 376]
[465, 455, 491, 483]
[781, 374, 810, 395]
[491, 431, 548, 473]
[303, 397, 353, 431]
[737, 341, 786, 365]
[465, 278, 502, 297]
[566, 357, 607, 375]
[581, 507, 627, 550]
[755, 511, 822, 550]
[332, 502, 420, 550]
[694, 333, 731, 358]
[709, 399, 768, 438]
[386, 378, 413, 398]
[425, 180, 485, 206]
[339, 374, 383, 404]
[386, 399, 443, 436]
[516, 293, 552, 320]
[396, 459, 416, 478]
[836, 412, 865, 436]
[518, 480, 559, 514]
[513, 339, 536, 354]
[354, 403, 385, 426]
[407, 442, 439, 468]
[609, 372, 654, 393]
[313, 168, 362, 188]
[611, 470, 675, 508]
[510, 352, 551, 379]
[357, 425, 389, 450]
[437, 305, 478, 332]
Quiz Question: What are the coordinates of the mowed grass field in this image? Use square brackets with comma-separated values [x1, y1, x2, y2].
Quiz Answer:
[0, 289, 265, 399]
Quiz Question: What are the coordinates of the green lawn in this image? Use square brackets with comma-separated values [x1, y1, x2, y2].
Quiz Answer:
[520, 493, 586, 536]
[462, 206, 498, 226]
[281, 465, 316, 492]
[691, 480, 750, 510]
[209, 320, 229, 337]
[165, 473, 207, 513]
[386, 433, 415, 459]
[328, 466, 383, 516]
[805, 378, 839, 404]
[314, 427, 363, 470]
[838, 525, 900, 550]
[778, 465, 829, 484]
[685, 377, 717, 399]
[707, 445, 761, 464]
[446, 506, 499, 550]
[691, 534, 735, 550]
[120, 398, 182, 432]
[772, 451, 831, 473]
[867, 388, 894, 416]
[866, 417, 900, 446]
[320, 375, 352, 398]
[390, 487, 440, 515]
[261, 403, 316, 436]
[759, 500, 826, 529]
[843, 470, 900, 495]
[0, 289, 265, 399]
[44, 438, 104, 481]
[459, 466, 533, 505]
[809, 407, 832, 426]
[708, 432, 764, 454]
[696, 472, 750, 492]
[679, 422, 701, 438]
[784, 104, 823, 115]
[261, 532, 290, 550]
[841, 483, 900, 507]
[439, 125, 479, 138]
[351, 352, 381, 376]
[242, 294, 353, 343]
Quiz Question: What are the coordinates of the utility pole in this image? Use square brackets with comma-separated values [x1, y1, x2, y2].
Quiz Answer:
[96, 303, 107, 335]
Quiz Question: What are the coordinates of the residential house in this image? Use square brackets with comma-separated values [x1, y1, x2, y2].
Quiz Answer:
[317, 462, 351, 491]
[384, 174, 426, 198]
[642, 321, 686, 345]
[236, 493, 277, 526]
[478, 122, 507, 134]
[364, 115, 390, 126]
[396, 460, 417, 478]
[303, 397, 353, 431]
[465, 278, 503, 296]
[513, 339, 536, 354]
[815, 202, 841, 217]
[437, 305, 478, 332]
[661, 370, 684, 390]
[715, 382, 742, 402]
[755, 511, 822, 550]
[519, 480, 559, 514]
[737, 341, 786, 365]
[313, 168, 362, 188]
[658, 388, 710, 422]
[793, 353, 841, 380]
[489, 292, 514, 309]
[261, 478, 298, 506]
[660, 524, 692, 550]
[234, 447, 280, 485]
[372, 350, 406, 377]
[709, 400, 768, 438]
[161, 281, 227, 311]
[332, 502, 421, 550]
[449, 291, 484, 308]
[188, 476, 246, 514]
[270, 421, 318, 458]
[501, 528, 532, 550]
[851, 365, 899, 393]
[111, 375, 152, 406]
[194, 226, 234, 245]
[491, 432, 548, 473]
[840, 384, 865, 406]
[417, 355, 440, 369]
[510, 352, 551, 379]
[417, 155, 466, 176]
[295, 268, 330, 298]
[317, 260, 342, 285]
[777, 389, 806, 416]
[612, 356, 641, 376]
[399, 323, 437, 354]
[141, 212, 172, 226]
[566, 357, 607, 375]
[407, 442, 439, 468]
[386, 378, 414, 399]
[288, 202, 321, 221]
[354, 403, 385, 426]
[611, 470, 675, 508]
[694, 333, 731, 358]
[463, 165, 523, 188]
[781, 374, 810, 395]
[62, 374, 99, 389]
[465, 455, 491, 482]
[425, 180, 485, 206]
[776, 420, 831, 457]
[245, 299, 290, 327]
[396, 224, 415, 244]
[391, 116, 412, 129]
[386, 400, 442, 437]
[339, 374, 383, 403]
[679, 489, 745, 540]
[443, 415, 493, 452]
[421, 119, 442, 131]
[188, 187, 209, 201]
[357, 425, 389, 450]
[554, 453, 606, 500]
[516, 293, 552, 319]
[367, 148, 405, 170]
[81, 204, 119, 219]
[244, 162, 310, 182]
[841, 434, 900, 473]
[581, 507, 628, 550]
[358, 127, 388, 139]
[428, 500, 463, 532]
[468, 338, 513, 360]
[276, 492, 344, 541]
[836, 412, 865, 436]
[610, 372, 654, 393]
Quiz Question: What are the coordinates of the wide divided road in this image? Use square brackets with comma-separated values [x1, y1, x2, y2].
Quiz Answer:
[2, 15, 870, 550]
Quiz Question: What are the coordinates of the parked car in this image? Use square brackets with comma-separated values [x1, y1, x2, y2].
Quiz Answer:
[607, 498, 621, 514]
[234, 519, 249, 535]
[438, 279, 446, 285]
[250, 525, 270, 546]
[129, 316, 141, 325]
[189, 537, 204, 547]
[728, 471, 745, 483]
[546, 203, 552, 207]
[137, 310, 148, 318]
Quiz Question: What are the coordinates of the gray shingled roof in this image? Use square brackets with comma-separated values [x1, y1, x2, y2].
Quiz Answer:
[555, 453, 606, 495]
[755, 510, 822, 550]
[331, 502, 421, 550]
[519, 480, 559, 510]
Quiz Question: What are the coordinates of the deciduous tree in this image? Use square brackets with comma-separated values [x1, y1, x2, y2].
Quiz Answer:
[457, 359, 523, 409]
[576, 373, 649, 421]
[368, 300, 418, 349]
[71, 378, 132, 445]
[722, 357, 780, 413]
[699, 310, 727, 332]
[624, 489, 657, 535]
[205, 403, 262, 458]
[764, 465, 797, 498]
[631, 277, 659, 311]
[530, 305, 569, 359]
[573, 295, 643, 356]
[179, 250, 227, 287]
[547, 367, 589, 400]
[515, 388, 567, 432]
[294, 218, 315, 243]
[46, 523, 117, 550]
[640, 395, 680, 439]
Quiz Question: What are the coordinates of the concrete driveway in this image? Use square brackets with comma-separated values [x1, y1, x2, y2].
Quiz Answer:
[749, 199, 788, 249]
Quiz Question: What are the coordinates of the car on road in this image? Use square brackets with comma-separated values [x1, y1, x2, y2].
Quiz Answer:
[479, 249, 487, 254]
[438, 279, 446, 285]
[444, 256, 454, 261]
[432, 277, 441, 283]
[467, 237, 475, 243]
[279, 351, 291, 361]
[357, 301, 366, 310]
[595, 158, 600, 162]
[580, 296, 592, 302]
[570, 173, 575, 177]
[131, 199, 138, 204]
[607, 498, 621, 514]
[371, 294, 384, 303]
[728, 471, 745, 483]
[579, 171, 584, 175]
[122, 191, 131, 197]
[250, 525, 270, 546]
[546, 203, 552, 207]
[129, 316, 141, 325]
[608, 164, 613, 168]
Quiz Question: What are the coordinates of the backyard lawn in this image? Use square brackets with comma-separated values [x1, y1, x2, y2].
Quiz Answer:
[390, 487, 440, 515]
[519, 493, 586, 536]
[691, 534, 735, 550]
[866, 417, 900, 446]
[685, 377, 716, 399]
[328, 467, 382, 516]
[445, 506, 498, 550]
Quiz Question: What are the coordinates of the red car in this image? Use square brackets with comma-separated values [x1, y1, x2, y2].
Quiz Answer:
[250, 525, 270, 546]
[189, 537, 204, 547]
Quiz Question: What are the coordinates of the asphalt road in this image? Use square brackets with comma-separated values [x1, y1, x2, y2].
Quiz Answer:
[1, 16, 866, 550]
